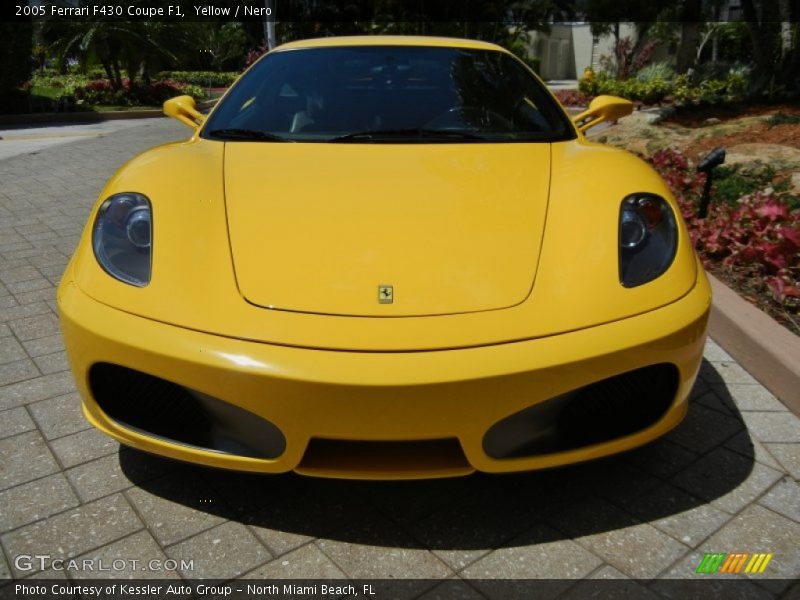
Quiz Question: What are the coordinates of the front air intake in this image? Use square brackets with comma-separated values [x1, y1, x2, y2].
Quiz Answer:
[89, 363, 285, 459]
[297, 438, 473, 479]
[483, 363, 679, 459]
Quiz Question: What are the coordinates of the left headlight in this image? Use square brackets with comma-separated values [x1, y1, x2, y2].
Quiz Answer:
[92, 192, 152, 287]
[619, 193, 677, 288]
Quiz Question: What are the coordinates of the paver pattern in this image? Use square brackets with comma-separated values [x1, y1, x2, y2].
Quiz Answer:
[0, 118, 799, 597]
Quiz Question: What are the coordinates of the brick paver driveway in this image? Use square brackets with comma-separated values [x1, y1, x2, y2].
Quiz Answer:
[1, 119, 799, 596]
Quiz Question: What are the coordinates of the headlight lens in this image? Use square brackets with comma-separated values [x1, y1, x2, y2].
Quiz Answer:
[619, 194, 677, 287]
[92, 193, 152, 286]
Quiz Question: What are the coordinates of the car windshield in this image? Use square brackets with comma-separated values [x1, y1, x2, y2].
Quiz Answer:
[202, 45, 575, 143]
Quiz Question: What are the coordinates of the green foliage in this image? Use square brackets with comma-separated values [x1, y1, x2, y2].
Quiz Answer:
[713, 164, 776, 205]
[30, 73, 90, 96]
[691, 61, 751, 83]
[177, 83, 204, 101]
[506, 36, 540, 74]
[156, 71, 238, 87]
[189, 22, 248, 71]
[579, 69, 748, 106]
[276, 2, 558, 67]
[767, 113, 800, 126]
[635, 61, 675, 83]
[715, 22, 752, 63]
[672, 73, 748, 106]
[41, 14, 186, 89]
[579, 71, 672, 104]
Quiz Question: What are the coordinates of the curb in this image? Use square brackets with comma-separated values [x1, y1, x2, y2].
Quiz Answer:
[708, 273, 800, 416]
[0, 109, 163, 125]
[0, 99, 218, 126]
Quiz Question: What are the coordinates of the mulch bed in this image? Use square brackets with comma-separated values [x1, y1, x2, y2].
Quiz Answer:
[686, 121, 800, 159]
[661, 104, 800, 160]
[663, 103, 800, 127]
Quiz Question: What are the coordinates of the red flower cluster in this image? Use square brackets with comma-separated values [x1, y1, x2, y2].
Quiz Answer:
[649, 148, 800, 306]
[553, 89, 591, 107]
[73, 78, 200, 105]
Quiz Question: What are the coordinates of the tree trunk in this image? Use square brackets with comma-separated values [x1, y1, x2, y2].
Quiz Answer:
[676, 0, 702, 74]
[741, 0, 781, 94]
[782, 30, 800, 91]
[100, 57, 114, 83]
[779, 0, 792, 56]
[111, 61, 123, 90]
[778, 0, 799, 92]
[141, 60, 151, 85]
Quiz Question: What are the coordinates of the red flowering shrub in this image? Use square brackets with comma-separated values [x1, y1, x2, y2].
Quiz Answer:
[74, 79, 203, 106]
[648, 148, 800, 322]
[553, 89, 590, 107]
[81, 78, 117, 93]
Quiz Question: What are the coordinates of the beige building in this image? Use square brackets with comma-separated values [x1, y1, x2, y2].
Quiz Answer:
[527, 23, 668, 81]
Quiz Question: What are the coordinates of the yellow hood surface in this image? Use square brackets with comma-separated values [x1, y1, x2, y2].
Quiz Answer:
[72, 138, 699, 351]
[224, 143, 551, 317]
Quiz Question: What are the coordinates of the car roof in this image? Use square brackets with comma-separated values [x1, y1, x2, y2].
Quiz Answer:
[275, 35, 509, 53]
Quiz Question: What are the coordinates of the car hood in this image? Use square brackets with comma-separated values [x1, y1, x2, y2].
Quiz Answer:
[224, 142, 551, 317]
[74, 139, 699, 352]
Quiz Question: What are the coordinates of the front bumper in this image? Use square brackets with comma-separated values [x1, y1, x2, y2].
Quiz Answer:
[58, 269, 710, 479]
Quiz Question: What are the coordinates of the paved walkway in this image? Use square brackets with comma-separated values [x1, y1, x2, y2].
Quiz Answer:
[0, 119, 150, 161]
[0, 118, 798, 596]
[545, 80, 579, 91]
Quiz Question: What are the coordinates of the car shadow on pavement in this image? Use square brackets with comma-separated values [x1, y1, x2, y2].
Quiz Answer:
[120, 359, 754, 551]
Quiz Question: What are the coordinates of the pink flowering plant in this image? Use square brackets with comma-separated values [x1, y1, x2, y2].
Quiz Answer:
[648, 148, 800, 331]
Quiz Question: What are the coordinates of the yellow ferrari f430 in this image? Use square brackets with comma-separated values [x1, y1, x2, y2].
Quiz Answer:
[58, 36, 711, 479]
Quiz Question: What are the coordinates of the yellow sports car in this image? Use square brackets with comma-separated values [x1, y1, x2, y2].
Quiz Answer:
[58, 36, 710, 480]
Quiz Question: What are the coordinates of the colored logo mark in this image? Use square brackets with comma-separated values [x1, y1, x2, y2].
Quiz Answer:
[696, 552, 773, 574]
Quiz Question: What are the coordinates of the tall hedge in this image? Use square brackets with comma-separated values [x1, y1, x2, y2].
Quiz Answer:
[0, 20, 33, 113]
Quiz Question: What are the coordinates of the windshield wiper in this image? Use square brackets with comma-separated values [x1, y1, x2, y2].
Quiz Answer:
[329, 128, 485, 143]
[207, 128, 291, 142]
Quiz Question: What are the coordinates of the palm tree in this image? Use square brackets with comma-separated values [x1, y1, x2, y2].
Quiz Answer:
[43, 19, 179, 89]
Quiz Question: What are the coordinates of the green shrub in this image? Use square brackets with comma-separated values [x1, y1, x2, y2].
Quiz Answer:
[156, 71, 238, 87]
[179, 83, 205, 101]
[767, 112, 800, 126]
[579, 69, 747, 106]
[578, 71, 671, 104]
[526, 57, 541, 75]
[713, 164, 776, 205]
[673, 73, 747, 106]
[635, 61, 675, 83]
[30, 73, 90, 96]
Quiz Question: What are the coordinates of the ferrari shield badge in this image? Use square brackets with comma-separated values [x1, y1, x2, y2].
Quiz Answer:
[378, 285, 393, 304]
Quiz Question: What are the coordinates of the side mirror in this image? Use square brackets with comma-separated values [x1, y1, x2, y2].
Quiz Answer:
[163, 95, 206, 131]
[572, 95, 633, 134]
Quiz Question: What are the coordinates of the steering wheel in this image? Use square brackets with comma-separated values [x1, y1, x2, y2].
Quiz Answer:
[424, 105, 515, 130]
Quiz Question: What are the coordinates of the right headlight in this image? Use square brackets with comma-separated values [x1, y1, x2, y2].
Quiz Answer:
[92, 192, 152, 287]
[619, 193, 677, 288]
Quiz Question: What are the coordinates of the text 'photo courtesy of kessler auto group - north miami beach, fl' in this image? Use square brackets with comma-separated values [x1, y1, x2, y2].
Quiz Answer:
[0, 0, 799, 599]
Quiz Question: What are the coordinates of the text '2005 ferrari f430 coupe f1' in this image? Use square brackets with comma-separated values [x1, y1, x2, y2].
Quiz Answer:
[58, 36, 711, 480]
